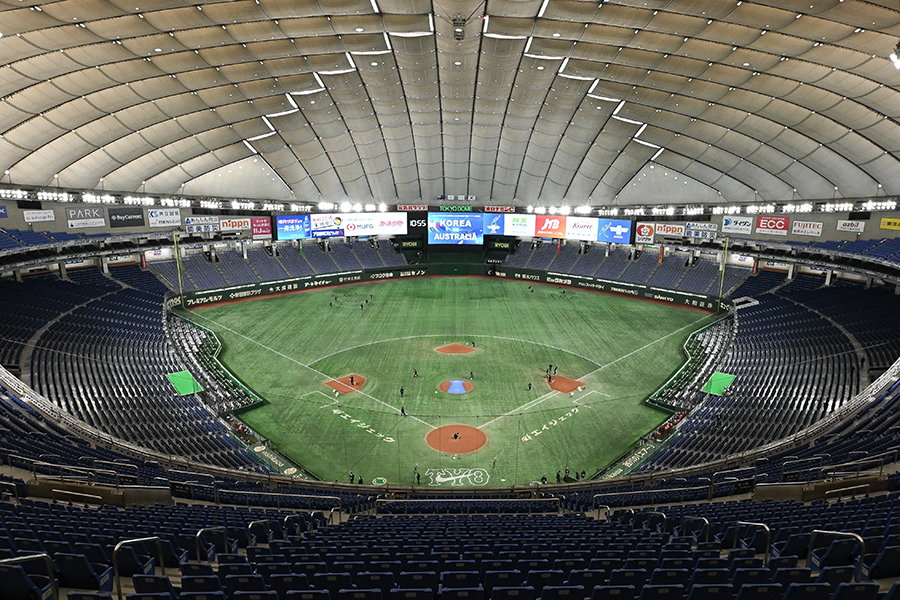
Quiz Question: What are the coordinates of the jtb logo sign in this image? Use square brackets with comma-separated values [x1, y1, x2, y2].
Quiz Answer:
[425, 468, 490, 486]
[535, 215, 566, 238]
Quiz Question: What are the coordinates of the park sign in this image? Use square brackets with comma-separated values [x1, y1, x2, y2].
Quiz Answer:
[66, 207, 105, 229]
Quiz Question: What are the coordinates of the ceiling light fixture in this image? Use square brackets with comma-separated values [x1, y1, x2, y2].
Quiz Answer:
[891, 41, 900, 69]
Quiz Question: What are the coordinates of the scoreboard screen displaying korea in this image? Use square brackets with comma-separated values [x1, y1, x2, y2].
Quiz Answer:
[427, 213, 484, 245]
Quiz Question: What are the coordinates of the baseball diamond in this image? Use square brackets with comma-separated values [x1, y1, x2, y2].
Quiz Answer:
[189, 276, 719, 485]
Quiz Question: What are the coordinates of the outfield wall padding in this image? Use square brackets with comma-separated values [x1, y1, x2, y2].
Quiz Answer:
[166, 264, 727, 312]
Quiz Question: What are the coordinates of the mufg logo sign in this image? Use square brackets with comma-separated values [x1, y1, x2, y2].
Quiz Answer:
[424, 468, 490, 486]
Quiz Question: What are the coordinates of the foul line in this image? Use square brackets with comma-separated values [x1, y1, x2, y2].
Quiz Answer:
[478, 389, 562, 429]
[478, 312, 717, 429]
[581, 312, 717, 379]
[182, 311, 436, 429]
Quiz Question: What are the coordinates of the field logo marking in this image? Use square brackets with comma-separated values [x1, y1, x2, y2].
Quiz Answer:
[426, 468, 490, 486]
[521, 406, 579, 442]
[329, 408, 395, 442]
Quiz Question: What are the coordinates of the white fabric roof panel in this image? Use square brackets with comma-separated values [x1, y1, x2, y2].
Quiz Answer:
[0, 1, 899, 205]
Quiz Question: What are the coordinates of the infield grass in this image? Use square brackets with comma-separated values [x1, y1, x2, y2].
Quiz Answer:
[188, 277, 719, 486]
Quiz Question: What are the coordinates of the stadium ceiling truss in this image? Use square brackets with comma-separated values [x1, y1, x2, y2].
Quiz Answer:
[1, 0, 900, 208]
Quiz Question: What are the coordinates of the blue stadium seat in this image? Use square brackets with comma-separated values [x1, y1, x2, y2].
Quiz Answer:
[0, 563, 55, 600]
[588, 585, 637, 600]
[538, 585, 583, 600]
[388, 589, 433, 600]
[781, 582, 832, 600]
[57, 552, 113, 591]
[828, 582, 879, 600]
[132, 574, 181, 597]
[490, 587, 536, 600]
[337, 590, 385, 600]
[684, 584, 735, 600]
[734, 583, 783, 600]
[637, 585, 683, 600]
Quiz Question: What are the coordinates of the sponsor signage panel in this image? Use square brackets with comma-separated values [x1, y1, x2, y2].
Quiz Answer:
[653, 223, 686, 237]
[791, 220, 823, 237]
[635, 223, 655, 244]
[685, 229, 717, 240]
[484, 206, 515, 213]
[275, 213, 409, 240]
[755, 215, 789, 236]
[428, 212, 483, 245]
[721, 216, 753, 235]
[342, 213, 408, 237]
[185, 215, 219, 233]
[565, 216, 599, 241]
[596, 218, 632, 244]
[178, 266, 433, 307]
[482, 213, 505, 236]
[686, 222, 718, 231]
[220, 217, 252, 232]
[252, 217, 272, 239]
[148, 208, 181, 228]
[397, 205, 427, 211]
[108, 206, 145, 228]
[503, 214, 535, 237]
[310, 214, 343, 238]
[880, 217, 900, 231]
[407, 211, 428, 231]
[66, 207, 105, 229]
[23, 209, 55, 223]
[836, 220, 865, 233]
[275, 214, 311, 240]
[534, 215, 567, 239]
[0, 206, 6, 218]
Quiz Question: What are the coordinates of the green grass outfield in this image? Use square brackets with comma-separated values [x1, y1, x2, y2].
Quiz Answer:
[187, 277, 720, 487]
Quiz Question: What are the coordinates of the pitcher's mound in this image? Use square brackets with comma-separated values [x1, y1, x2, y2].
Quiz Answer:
[439, 380, 475, 394]
[549, 375, 585, 394]
[326, 374, 366, 394]
[436, 343, 476, 354]
[426, 425, 487, 453]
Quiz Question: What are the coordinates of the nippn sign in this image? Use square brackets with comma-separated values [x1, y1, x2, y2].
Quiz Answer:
[654, 223, 686, 237]
[220, 218, 252, 231]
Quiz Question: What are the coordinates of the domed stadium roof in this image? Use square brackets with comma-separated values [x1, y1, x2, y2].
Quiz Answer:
[1, 0, 900, 207]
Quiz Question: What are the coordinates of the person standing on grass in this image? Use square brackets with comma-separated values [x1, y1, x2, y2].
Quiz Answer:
[349, 471, 354, 484]
[400, 386, 404, 398]
[470, 371, 474, 380]
[556, 471, 561, 484]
